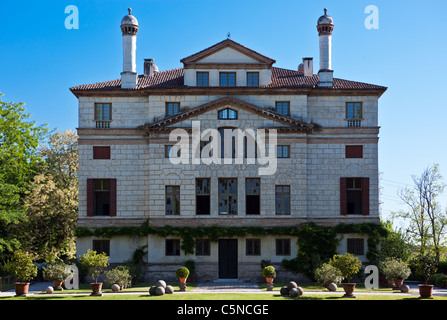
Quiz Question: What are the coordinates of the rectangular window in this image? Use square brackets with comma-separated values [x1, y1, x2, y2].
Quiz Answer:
[347, 238, 365, 256]
[275, 101, 290, 116]
[275, 185, 290, 215]
[165, 145, 181, 158]
[218, 178, 237, 215]
[196, 72, 209, 86]
[166, 186, 180, 215]
[247, 72, 259, 87]
[277, 145, 290, 158]
[196, 239, 211, 256]
[196, 178, 210, 215]
[166, 102, 180, 116]
[346, 102, 362, 127]
[95, 103, 112, 128]
[93, 146, 111, 160]
[92, 240, 110, 256]
[165, 239, 181, 256]
[219, 72, 236, 87]
[246, 178, 260, 215]
[246, 239, 261, 256]
[346, 178, 362, 215]
[94, 179, 110, 216]
[276, 239, 291, 256]
[345, 145, 363, 159]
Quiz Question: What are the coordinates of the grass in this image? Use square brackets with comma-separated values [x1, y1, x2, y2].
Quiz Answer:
[259, 281, 395, 292]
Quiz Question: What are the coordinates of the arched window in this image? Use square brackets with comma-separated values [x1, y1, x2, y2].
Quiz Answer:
[218, 108, 238, 120]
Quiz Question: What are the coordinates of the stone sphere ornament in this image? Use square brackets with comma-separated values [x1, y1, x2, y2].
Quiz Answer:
[327, 283, 338, 292]
[400, 285, 410, 293]
[155, 280, 166, 288]
[155, 286, 165, 296]
[165, 285, 174, 294]
[287, 281, 298, 290]
[296, 287, 304, 296]
[45, 286, 54, 294]
[111, 284, 120, 292]
[289, 288, 299, 297]
[280, 286, 289, 296]
[149, 286, 157, 296]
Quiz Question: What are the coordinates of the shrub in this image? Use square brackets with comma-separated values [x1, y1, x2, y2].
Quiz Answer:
[79, 249, 109, 283]
[42, 262, 71, 282]
[261, 266, 276, 279]
[428, 273, 447, 288]
[104, 265, 132, 289]
[176, 267, 190, 278]
[329, 253, 362, 283]
[412, 253, 438, 285]
[314, 263, 344, 287]
[379, 257, 411, 281]
[2, 250, 38, 282]
[184, 260, 195, 278]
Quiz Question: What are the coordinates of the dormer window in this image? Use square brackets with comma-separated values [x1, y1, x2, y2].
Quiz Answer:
[196, 72, 209, 86]
[219, 72, 236, 87]
[247, 72, 259, 87]
[218, 108, 237, 120]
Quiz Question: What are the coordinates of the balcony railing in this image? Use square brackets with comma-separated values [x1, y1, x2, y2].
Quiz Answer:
[96, 121, 112, 128]
[346, 119, 362, 128]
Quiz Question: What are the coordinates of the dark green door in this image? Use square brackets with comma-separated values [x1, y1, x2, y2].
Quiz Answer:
[218, 239, 238, 279]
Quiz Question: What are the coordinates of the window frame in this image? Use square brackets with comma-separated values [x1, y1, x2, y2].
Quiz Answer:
[345, 145, 364, 159]
[218, 108, 238, 120]
[93, 146, 111, 160]
[347, 238, 365, 256]
[166, 102, 180, 116]
[275, 101, 290, 116]
[277, 145, 290, 159]
[275, 239, 291, 256]
[275, 185, 291, 215]
[165, 185, 181, 215]
[165, 239, 181, 256]
[219, 72, 237, 87]
[196, 178, 211, 215]
[196, 71, 209, 86]
[94, 179, 111, 216]
[245, 178, 260, 215]
[94, 103, 112, 121]
[92, 239, 110, 256]
[346, 102, 363, 120]
[246, 72, 259, 87]
[195, 239, 211, 256]
[246, 239, 261, 256]
[218, 178, 238, 215]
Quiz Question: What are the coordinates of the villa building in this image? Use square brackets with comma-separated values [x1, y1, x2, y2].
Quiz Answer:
[71, 9, 387, 281]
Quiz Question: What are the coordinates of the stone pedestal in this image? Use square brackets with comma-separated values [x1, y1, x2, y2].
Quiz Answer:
[180, 283, 187, 292]
[266, 283, 274, 291]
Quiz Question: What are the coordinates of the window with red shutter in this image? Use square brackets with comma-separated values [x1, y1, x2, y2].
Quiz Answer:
[93, 146, 111, 159]
[345, 145, 363, 158]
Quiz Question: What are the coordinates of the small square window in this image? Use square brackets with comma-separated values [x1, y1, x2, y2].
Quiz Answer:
[166, 102, 180, 116]
[93, 146, 111, 160]
[246, 239, 261, 256]
[247, 72, 259, 87]
[277, 145, 290, 158]
[346, 145, 363, 159]
[220, 72, 236, 86]
[275, 102, 290, 116]
[166, 239, 181, 256]
[196, 239, 211, 256]
[347, 238, 365, 255]
[197, 72, 209, 86]
[93, 239, 110, 256]
[276, 239, 291, 256]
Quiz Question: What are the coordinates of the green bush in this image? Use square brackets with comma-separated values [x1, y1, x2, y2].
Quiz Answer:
[314, 263, 344, 287]
[79, 249, 109, 283]
[428, 273, 447, 288]
[42, 262, 71, 282]
[261, 266, 276, 279]
[329, 253, 362, 283]
[104, 265, 132, 289]
[2, 250, 38, 282]
[412, 253, 438, 285]
[379, 257, 411, 281]
[176, 266, 190, 278]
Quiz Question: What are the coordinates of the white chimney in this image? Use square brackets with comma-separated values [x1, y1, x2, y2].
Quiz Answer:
[120, 8, 139, 89]
[303, 58, 313, 76]
[316, 8, 334, 87]
[144, 59, 158, 77]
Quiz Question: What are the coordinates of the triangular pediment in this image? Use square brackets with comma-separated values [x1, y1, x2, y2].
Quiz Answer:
[142, 97, 313, 132]
[181, 39, 276, 66]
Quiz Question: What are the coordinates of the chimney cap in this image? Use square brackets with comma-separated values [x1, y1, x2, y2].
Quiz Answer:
[121, 8, 139, 27]
[317, 8, 334, 26]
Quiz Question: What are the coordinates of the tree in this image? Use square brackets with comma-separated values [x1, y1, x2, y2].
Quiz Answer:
[380, 220, 412, 262]
[0, 93, 47, 258]
[16, 130, 78, 261]
[395, 164, 447, 261]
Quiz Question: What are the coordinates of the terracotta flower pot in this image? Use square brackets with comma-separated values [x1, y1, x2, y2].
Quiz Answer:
[418, 284, 434, 299]
[342, 283, 356, 298]
[265, 278, 274, 283]
[90, 282, 103, 296]
[14, 282, 30, 297]
[179, 277, 187, 284]
[52, 280, 64, 291]
[394, 278, 404, 288]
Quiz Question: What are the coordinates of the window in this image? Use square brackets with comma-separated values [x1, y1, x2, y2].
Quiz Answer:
[345, 145, 363, 159]
[247, 72, 259, 87]
[275, 102, 290, 116]
[196, 178, 210, 215]
[218, 108, 238, 120]
[166, 102, 180, 116]
[219, 72, 236, 86]
[346, 102, 362, 127]
[277, 145, 290, 158]
[218, 178, 237, 215]
[246, 178, 260, 215]
[196, 239, 211, 256]
[165, 239, 181, 256]
[219, 128, 236, 159]
[340, 177, 370, 216]
[87, 179, 116, 217]
[92, 240, 110, 256]
[276, 239, 291, 256]
[165, 145, 181, 158]
[93, 146, 111, 160]
[94, 179, 110, 216]
[347, 238, 365, 256]
[166, 186, 180, 215]
[196, 72, 209, 86]
[246, 239, 261, 256]
[95, 103, 112, 128]
[275, 185, 290, 215]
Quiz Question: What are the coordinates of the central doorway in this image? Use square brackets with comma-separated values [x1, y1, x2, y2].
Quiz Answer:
[218, 239, 238, 279]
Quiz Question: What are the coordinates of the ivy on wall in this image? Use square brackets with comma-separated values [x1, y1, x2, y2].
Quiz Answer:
[75, 220, 388, 260]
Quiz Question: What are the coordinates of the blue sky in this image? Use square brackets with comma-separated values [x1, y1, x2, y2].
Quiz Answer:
[1, 0, 446, 222]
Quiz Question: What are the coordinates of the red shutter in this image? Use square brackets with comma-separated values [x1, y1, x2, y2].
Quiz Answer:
[361, 177, 370, 216]
[345, 145, 363, 158]
[93, 146, 111, 159]
[87, 179, 95, 217]
[340, 178, 347, 216]
[109, 179, 117, 217]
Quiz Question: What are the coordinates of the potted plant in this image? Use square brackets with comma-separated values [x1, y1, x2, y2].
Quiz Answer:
[260, 260, 271, 282]
[379, 257, 411, 288]
[314, 262, 344, 291]
[104, 265, 132, 290]
[329, 253, 362, 297]
[42, 261, 71, 290]
[176, 266, 190, 284]
[3, 250, 38, 297]
[261, 265, 276, 283]
[413, 253, 438, 298]
[79, 249, 109, 296]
